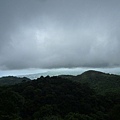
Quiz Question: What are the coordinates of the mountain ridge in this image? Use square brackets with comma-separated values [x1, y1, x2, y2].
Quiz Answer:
[69, 70, 120, 94]
[0, 70, 120, 95]
[0, 76, 30, 86]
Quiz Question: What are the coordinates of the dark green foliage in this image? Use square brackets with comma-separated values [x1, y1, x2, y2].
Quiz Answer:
[0, 89, 24, 120]
[109, 104, 120, 120]
[81, 71, 120, 94]
[65, 112, 93, 120]
[0, 76, 30, 86]
[65, 70, 120, 95]
[0, 71, 120, 120]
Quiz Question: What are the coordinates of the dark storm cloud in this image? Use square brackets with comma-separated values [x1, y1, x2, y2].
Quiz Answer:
[0, 0, 120, 70]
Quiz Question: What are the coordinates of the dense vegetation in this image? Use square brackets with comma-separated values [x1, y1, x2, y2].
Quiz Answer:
[0, 71, 120, 120]
[60, 70, 120, 95]
[0, 76, 30, 86]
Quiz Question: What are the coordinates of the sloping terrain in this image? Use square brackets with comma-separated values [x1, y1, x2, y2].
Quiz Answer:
[0, 76, 30, 86]
[59, 70, 120, 95]
[0, 76, 120, 120]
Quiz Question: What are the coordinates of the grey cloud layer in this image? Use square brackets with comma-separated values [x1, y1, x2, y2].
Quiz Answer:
[0, 0, 120, 70]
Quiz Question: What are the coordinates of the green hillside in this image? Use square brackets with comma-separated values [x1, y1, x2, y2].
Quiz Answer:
[0, 76, 30, 86]
[0, 76, 120, 120]
[73, 70, 120, 95]
[0, 71, 120, 119]
[59, 70, 120, 95]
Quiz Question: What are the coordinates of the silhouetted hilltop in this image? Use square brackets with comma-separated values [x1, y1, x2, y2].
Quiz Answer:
[80, 70, 105, 76]
[0, 76, 30, 86]
[66, 70, 120, 94]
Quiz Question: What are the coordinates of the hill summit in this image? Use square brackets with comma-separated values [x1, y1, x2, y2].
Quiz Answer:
[71, 70, 120, 94]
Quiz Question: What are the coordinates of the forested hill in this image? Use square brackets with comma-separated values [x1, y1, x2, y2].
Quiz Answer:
[0, 75, 120, 120]
[58, 70, 120, 95]
[0, 70, 120, 95]
[70, 70, 120, 95]
[0, 76, 30, 86]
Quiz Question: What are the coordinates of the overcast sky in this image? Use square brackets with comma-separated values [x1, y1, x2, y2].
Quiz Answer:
[0, 0, 120, 76]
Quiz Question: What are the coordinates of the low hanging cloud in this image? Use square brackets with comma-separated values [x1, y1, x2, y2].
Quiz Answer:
[0, 0, 120, 70]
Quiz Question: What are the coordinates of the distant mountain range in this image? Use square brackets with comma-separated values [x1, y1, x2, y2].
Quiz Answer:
[19, 70, 83, 79]
[0, 70, 120, 95]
